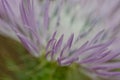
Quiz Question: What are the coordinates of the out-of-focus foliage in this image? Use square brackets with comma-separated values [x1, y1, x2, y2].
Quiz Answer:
[0, 35, 91, 80]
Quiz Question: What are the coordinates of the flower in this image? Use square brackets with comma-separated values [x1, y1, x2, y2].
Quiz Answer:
[0, 0, 120, 79]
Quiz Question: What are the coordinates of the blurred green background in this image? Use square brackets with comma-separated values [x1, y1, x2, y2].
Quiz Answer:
[0, 35, 91, 80]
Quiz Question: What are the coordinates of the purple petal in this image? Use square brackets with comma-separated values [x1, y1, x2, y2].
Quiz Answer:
[17, 33, 39, 57]
[43, 0, 50, 30]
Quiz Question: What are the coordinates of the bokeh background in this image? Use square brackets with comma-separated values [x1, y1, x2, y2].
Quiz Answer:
[0, 35, 92, 80]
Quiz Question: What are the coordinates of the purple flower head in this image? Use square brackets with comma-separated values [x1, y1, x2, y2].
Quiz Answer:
[0, 0, 120, 79]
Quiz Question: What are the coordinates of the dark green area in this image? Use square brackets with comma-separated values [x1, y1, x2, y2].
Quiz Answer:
[0, 35, 91, 80]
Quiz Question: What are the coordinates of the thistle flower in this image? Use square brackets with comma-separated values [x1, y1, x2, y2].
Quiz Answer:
[0, 0, 120, 80]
